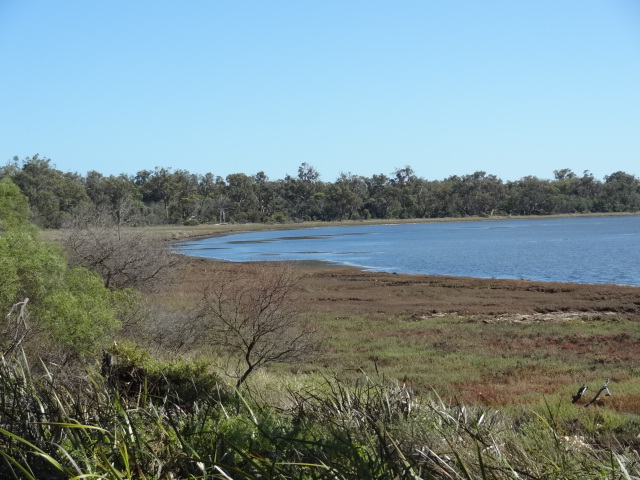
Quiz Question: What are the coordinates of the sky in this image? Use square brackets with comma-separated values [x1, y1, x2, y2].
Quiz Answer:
[1, 1, 639, 183]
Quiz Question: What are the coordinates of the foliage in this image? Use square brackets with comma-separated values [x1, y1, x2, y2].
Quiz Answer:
[0, 177, 31, 229]
[0, 182, 123, 362]
[102, 341, 224, 405]
[0, 227, 66, 315]
[39, 268, 121, 358]
[4, 156, 640, 226]
[0, 359, 638, 479]
[1, 155, 89, 228]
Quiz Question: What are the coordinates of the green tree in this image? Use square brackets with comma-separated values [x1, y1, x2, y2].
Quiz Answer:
[226, 173, 259, 222]
[326, 173, 367, 220]
[0, 177, 31, 229]
[282, 163, 325, 221]
[7, 155, 89, 228]
[85, 171, 143, 226]
[169, 169, 201, 223]
[505, 176, 554, 215]
[0, 182, 122, 362]
[391, 166, 423, 218]
[602, 171, 640, 212]
[136, 167, 176, 221]
[364, 174, 401, 219]
[40, 268, 121, 358]
[452, 171, 505, 217]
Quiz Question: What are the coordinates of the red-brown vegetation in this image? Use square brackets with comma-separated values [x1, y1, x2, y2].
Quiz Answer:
[158, 258, 640, 408]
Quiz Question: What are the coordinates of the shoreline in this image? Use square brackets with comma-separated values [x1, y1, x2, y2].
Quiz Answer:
[175, 258, 640, 321]
[153, 211, 640, 243]
[173, 214, 640, 288]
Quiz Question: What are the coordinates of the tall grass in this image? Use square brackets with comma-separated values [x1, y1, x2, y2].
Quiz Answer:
[1, 353, 639, 479]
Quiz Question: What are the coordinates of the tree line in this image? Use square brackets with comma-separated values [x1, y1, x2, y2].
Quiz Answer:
[2, 154, 639, 228]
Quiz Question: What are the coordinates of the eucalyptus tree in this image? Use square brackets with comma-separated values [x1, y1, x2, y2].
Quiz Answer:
[85, 171, 143, 226]
[602, 171, 640, 212]
[363, 174, 386, 218]
[387, 166, 419, 218]
[5, 155, 89, 228]
[506, 176, 555, 215]
[326, 173, 368, 220]
[170, 169, 201, 222]
[196, 172, 226, 223]
[282, 163, 325, 220]
[135, 167, 176, 221]
[452, 171, 505, 217]
[573, 170, 602, 212]
[253, 171, 280, 220]
[226, 173, 260, 222]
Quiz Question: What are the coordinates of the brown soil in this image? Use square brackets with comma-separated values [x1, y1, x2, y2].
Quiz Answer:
[173, 259, 640, 321]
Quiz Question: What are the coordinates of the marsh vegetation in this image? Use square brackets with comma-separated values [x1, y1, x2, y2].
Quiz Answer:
[1, 178, 640, 478]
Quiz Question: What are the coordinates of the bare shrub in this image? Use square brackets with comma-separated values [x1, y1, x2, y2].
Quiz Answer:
[137, 301, 208, 356]
[63, 207, 180, 291]
[196, 263, 318, 388]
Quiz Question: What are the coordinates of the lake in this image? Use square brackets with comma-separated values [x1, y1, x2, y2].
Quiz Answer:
[177, 216, 640, 286]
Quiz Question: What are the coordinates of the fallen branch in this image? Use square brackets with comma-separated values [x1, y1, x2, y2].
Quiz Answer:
[584, 379, 612, 407]
[571, 383, 588, 404]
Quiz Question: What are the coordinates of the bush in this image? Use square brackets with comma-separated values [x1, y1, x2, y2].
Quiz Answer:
[103, 341, 224, 405]
[270, 212, 287, 224]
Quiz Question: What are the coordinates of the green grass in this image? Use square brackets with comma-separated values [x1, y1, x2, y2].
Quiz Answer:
[301, 313, 640, 409]
[1, 354, 639, 479]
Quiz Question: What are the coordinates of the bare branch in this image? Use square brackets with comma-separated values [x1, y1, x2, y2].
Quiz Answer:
[63, 208, 180, 291]
[2, 298, 30, 356]
[584, 379, 612, 407]
[571, 384, 588, 404]
[196, 263, 318, 388]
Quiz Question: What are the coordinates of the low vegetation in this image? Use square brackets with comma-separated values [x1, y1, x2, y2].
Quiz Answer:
[1, 178, 640, 478]
[1, 356, 639, 479]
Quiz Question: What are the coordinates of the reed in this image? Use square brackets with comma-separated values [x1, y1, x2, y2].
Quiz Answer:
[1, 353, 638, 479]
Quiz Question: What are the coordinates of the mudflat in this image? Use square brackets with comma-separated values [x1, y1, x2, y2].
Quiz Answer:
[175, 258, 640, 321]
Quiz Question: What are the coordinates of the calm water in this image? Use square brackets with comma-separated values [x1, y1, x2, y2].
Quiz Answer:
[177, 216, 640, 286]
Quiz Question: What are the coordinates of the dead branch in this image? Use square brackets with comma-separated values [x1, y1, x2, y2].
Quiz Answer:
[196, 263, 318, 388]
[584, 378, 612, 407]
[2, 298, 30, 356]
[63, 211, 180, 291]
[571, 384, 588, 404]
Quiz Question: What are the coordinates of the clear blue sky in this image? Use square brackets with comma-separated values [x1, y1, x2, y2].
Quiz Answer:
[1, 1, 639, 182]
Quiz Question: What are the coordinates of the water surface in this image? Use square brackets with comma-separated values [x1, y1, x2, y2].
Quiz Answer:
[177, 216, 640, 286]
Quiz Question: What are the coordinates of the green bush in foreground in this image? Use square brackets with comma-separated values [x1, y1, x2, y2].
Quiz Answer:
[1, 178, 124, 364]
[102, 341, 224, 406]
[0, 354, 639, 480]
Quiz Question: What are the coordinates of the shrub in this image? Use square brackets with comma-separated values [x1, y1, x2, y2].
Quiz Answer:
[103, 341, 224, 405]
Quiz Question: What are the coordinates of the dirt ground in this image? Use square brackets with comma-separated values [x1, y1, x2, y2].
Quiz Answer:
[174, 258, 640, 321]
